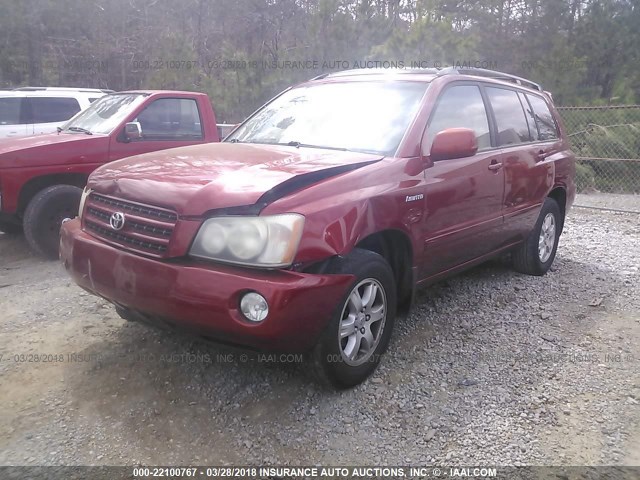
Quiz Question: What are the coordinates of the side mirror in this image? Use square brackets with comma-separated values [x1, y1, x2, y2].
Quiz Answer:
[429, 128, 478, 162]
[124, 121, 143, 141]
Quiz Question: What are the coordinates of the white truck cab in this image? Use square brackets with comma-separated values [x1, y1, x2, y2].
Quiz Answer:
[0, 87, 112, 138]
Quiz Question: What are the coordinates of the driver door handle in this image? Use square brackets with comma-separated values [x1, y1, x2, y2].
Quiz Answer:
[488, 160, 503, 171]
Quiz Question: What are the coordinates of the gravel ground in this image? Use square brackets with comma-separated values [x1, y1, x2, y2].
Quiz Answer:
[0, 207, 638, 467]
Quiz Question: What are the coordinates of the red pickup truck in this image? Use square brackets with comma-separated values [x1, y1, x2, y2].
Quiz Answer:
[61, 69, 576, 387]
[0, 90, 221, 257]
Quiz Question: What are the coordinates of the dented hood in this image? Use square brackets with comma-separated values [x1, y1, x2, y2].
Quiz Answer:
[88, 142, 382, 216]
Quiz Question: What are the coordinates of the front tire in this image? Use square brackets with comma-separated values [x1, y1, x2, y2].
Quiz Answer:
[311, 249, 397, 388]
[23, 185, 82, 259]
[512, 197, 562, 276]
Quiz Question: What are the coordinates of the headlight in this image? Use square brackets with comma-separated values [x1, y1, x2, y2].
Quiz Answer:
[78, 187, 91, 216]
[190, 214, 305, 268]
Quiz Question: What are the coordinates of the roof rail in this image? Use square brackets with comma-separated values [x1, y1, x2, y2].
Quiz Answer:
[317, 68, 441, 79]
[308, 67, 542, 91]
[437, 67, 541, 91]
[13, 86, 112, 93]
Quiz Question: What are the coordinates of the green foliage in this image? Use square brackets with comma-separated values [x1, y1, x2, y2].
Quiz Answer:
[560, 107, 640, 193]
[2, 0, 639, 192]
[370, 16, 478, 67]
[0, 0, 639, 115]
[144, 37, 200, 91]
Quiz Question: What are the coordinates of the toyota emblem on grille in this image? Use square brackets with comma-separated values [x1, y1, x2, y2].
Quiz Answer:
[109, 212, 126, 231]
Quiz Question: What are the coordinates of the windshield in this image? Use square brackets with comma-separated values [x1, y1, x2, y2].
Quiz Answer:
[61, 93, 147, 135]
[227, 81, 429, 155]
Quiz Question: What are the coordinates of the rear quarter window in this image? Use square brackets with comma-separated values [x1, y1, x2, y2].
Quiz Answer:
[525, 94, 559, 141]
[29, 97, 81, 124]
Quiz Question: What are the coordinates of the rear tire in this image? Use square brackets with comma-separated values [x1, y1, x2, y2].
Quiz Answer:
[310, 249, 397, 389]
[512, 197, 562, 276]
[23, 185, 82, 259]
[0, 221, 22, 234]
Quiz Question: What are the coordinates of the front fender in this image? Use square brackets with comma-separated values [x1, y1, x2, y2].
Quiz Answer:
[261, 157, 426, 267]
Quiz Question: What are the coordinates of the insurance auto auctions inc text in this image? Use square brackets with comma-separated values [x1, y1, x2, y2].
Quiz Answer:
[258, 466, 498, 478]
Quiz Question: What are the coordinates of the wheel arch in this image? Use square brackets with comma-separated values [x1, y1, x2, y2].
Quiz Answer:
[17, 173, 88, 216]
[354, 229, 415, 319]
[547, 185, 567, 233]
[301, 228, 415, 318]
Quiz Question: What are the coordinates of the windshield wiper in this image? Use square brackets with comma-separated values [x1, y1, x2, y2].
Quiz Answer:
[284, 141, 347, 151]
[66, 126, 93, 135]
[228, 138, 242, 143]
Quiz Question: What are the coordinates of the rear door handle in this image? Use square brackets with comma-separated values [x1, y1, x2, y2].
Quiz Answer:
[488, 161, 503, 171]
[536, 149, 551, 162]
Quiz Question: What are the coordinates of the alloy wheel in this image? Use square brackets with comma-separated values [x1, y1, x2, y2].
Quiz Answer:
[338, 278, 387, 366]
[538, 213, 556, 263]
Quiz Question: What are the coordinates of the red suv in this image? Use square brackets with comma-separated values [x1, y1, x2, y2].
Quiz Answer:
[61, 68, 576, 388]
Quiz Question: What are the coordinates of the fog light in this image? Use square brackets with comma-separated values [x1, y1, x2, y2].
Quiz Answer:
[240, 292, 269, 322]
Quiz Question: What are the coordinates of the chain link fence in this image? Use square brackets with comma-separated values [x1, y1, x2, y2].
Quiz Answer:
[557, 105, 640, 213]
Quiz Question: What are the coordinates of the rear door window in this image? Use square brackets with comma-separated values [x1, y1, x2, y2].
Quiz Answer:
[30, 97, 81, 123]
[0, 97, 25, 125]
[525, 94, 559, 141]
[425, 84, 491, 151]
[486, 87, 532, 146]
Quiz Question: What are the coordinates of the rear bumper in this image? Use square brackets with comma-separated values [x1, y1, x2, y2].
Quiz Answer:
[60, 219, 353, 352]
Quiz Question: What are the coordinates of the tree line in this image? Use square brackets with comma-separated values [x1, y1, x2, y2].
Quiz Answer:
[0, 0, 638, 121]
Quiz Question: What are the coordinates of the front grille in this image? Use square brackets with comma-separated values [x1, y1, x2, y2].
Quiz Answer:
[91, 194, 177, 222]
[83, 193, 177, 257]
